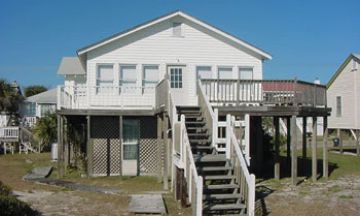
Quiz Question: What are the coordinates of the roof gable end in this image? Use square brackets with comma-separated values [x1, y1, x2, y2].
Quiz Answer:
[77, 11, 272, 60]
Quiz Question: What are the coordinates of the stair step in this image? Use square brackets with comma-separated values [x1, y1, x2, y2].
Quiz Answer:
[203, 193, 240, 200]
[195, 155, 226, 162]
[188, 133, 209, 137]
[204, 175, 235, 180]
[191, 146, 212, 150]
[199, 165, 233, 172]
[203, 203, 246, 211]
[185, 121, 206, 125]
[205, 184, 239, 190]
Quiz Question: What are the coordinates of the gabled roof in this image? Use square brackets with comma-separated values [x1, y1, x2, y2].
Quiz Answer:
[26, 88, 57, 104]
[327, 53, 360, 88]
[57, 57, 85, 75]
[77, 10, 272, 60]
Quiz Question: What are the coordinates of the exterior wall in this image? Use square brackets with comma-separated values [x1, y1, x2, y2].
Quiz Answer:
[86, 17, 263, 106]
[327, 58, 357, 129]
[64, 75, 86, 86]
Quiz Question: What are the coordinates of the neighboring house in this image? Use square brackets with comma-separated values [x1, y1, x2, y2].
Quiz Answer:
[20, 88, 57, 127]
[56, 11, 329, 215]
[327, 53, 360, 154]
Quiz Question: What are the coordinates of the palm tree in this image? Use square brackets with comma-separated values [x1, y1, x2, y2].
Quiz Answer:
[33, 112, 57, 152]
[0, 79, 23, 114]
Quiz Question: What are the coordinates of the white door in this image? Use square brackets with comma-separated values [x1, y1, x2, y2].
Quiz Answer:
[168, 66, 188, 105]
[122, 119, 140, 176]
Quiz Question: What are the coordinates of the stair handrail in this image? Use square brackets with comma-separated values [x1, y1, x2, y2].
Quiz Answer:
[180, 114, 203, 216]
[226, 114, 256, 216]
[197, 79, 217, 148]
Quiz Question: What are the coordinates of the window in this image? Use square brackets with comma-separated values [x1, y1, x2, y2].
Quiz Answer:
[143, 65, 159, 88]
[218, 67, 233, 79]
[173, 22, 182, 37]
[123, 120, 139, 160]
[336, 96, 342, 117]
[97, 65, 114, 94]
[170, 68, 183, 88]
[196, 66, 212, 79]
[239, 67, 253, 80]
[120, 65, 137, 93]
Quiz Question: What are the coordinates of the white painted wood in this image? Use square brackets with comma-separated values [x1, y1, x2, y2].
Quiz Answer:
[328, 57, 359, 129]
[84, 18, 263, 107]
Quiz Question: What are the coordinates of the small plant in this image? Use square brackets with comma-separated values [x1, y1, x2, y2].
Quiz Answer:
[33, 112, 57, 152]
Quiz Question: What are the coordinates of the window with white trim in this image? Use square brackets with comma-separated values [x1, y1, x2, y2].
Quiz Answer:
[173, 22, 182, 37]
[336, 96, 342, 117]
[218, 67, 233, 79]
[120, 65, 137, 93]
[97, 65, 114, 94]
[143, 65, 159, 88]
[196, 66, 212, 79]
[239, 67, 253, 80]
[170, 68, 183, 88]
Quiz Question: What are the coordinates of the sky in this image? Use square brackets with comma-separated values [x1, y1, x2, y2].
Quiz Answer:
[0, 0, 359, 89]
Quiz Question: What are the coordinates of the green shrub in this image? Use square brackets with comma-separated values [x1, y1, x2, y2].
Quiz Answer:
[0, 181, 39, 216]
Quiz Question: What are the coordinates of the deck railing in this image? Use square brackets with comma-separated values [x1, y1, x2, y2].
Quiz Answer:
[57, 85, 156, 110]
[0, 127, 19, 141]
[225, 114, 255, 216]
[197, 79, 217, 148]
[179, 115, 203, 216]
[201, 79, 326, 107]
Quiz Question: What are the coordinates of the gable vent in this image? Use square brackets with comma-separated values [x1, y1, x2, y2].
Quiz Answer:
[172, 22, 182, 37]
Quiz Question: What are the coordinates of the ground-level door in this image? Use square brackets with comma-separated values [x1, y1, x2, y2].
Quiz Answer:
[122, 119, 140, 176]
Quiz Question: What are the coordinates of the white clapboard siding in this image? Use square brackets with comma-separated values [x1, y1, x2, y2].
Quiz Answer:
[327, 58, 358, 129]
[86, 17, 263, 106]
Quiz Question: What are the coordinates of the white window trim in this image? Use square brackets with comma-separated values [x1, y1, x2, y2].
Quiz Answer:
[119, 64, 138, 86]
[238, 66, 254, 80]
[336, 96, 342, 117]
[196, 65, 213, 80]
[217, 66, 234, 79]
[142, 64, 160, 87]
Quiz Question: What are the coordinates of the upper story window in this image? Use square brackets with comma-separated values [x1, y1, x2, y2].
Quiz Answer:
[97, 65, 114, 94]
[170, 67, 183, 88]
[218, 67, 233, 79]
[336, 96, 342, 117]
[120, 65, 137, 91]
[143, 65, 159, 88]
[196, 66, 212, 79]
[239, 67, 253, 80]
[173, 22, 182, 37]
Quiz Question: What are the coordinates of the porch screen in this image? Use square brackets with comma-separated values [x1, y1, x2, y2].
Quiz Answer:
[143, 65, 159, 89]
[218, 67, 233, 79]
[239, 67, 253, 80]
[196, 66, 212, 79]
[120, 65, 137, 93]
[97, 65, 114, 94]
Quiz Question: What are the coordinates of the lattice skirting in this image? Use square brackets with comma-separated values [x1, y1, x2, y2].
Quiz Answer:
[92, 138, 121, 176]
[139, 138, 158, 175]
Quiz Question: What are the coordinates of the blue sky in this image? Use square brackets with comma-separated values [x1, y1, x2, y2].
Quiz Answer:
[0, 0, 359, 89]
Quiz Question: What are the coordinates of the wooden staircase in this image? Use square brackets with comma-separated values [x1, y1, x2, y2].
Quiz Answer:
[178, 107, 246, 215]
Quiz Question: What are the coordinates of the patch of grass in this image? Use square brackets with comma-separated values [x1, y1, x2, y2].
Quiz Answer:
[328, 185, 341, 193]
[338, 195, 353, 199]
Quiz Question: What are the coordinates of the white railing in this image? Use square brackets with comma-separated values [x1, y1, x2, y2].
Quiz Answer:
[226, 114, 255, 216]
[0, 127, 19, 140]
[22, 116, 37, 128]
[197, 79, 217, 148]
[58, 85, 156, 110]
[179, 115, 203, 216]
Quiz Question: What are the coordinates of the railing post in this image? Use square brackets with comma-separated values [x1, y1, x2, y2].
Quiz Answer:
[87, 86, 91, 108]
[196, 176, 203, 216]
[314, 83, 317, 107]
[213, 108, 218, 148]
[293, 77, 298, 106]
[226, 114, 231, 159]
[57, 86, 61, 110]
[245, 114, 250, 165]
[248, 174, 256, 216]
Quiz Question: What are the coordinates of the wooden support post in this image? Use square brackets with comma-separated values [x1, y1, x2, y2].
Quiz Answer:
[119, 116, 123, 175]
[86, 115, 93, 177]
[323, 116, 328, 179]
[357, 130, 360, 157]
[287, 117, 291, 162]
[274, 117, 280, 180]
[302, 117, 307, 159]
[163, 114, 169, 190]
[157, 114, 163, 183]
[57, 114, 64, 177]
[312, 117, 318, 182]
[64, 117, 69, 172]
[337, 129, 343, 154]
[291, 115, 297, 186]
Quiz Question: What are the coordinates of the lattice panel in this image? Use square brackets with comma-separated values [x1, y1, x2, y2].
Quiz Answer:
[110, 139, 121, 176]
[93, 138, 108, 176]
[139, 138, 158, 175]
[139, 117, 159, 175]
[91, 116, 120, 176]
